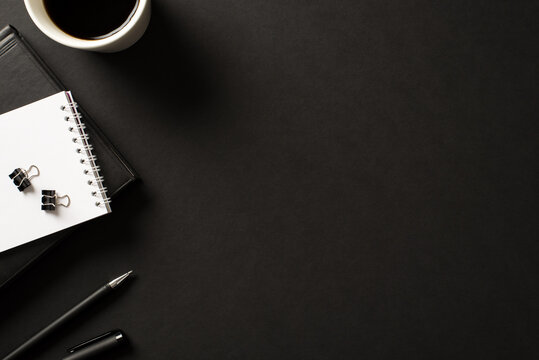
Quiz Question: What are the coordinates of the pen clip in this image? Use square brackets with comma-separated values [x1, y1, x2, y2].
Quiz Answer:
[67, 329, 122, 353]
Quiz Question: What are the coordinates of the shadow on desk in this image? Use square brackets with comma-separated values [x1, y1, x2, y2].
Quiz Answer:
[94, 3, 224, 120]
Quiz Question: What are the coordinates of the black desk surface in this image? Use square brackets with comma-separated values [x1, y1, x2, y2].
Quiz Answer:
[0, 1, 536, 359]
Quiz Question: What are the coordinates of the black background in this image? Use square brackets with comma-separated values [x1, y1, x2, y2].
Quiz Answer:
[0, 0, 537, 359]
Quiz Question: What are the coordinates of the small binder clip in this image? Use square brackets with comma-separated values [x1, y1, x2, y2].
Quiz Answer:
[41, 190, 71, 211]
[64, 330, 126, 360]
[8, 165, 39, 191]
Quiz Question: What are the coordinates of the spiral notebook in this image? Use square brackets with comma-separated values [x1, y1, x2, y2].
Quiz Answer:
[0, 91, 111, 252]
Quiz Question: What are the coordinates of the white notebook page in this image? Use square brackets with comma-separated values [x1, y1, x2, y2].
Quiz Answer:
[0, 92, 110, 252]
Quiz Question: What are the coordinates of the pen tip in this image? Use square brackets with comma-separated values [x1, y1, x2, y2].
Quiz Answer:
[108, 270, 134, 288]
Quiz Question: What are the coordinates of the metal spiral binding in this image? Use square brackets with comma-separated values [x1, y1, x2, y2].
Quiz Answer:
[68, 123, 86, 132]
[76, 144, 93, 153]
[62, 100, 111, 209]
[72, 133, 90, 143]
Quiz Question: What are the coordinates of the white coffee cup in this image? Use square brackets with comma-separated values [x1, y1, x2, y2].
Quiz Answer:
[24, 0, 151, 52]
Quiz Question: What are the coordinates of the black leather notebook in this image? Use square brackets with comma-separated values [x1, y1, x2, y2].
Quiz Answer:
[0, 25, 136, 288]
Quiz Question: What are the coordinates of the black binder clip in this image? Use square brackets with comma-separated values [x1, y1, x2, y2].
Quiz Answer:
[8, 165, 40, 191]
[41, 190, 71, 211]
[64, 330, 126, 360]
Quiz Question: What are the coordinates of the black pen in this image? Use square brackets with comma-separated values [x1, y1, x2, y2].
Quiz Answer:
[2, 271, 133, 360]
[63, 330, 126, 360]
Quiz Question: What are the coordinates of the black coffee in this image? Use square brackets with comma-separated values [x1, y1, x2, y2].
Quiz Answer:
[44, 0, 139, 40]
